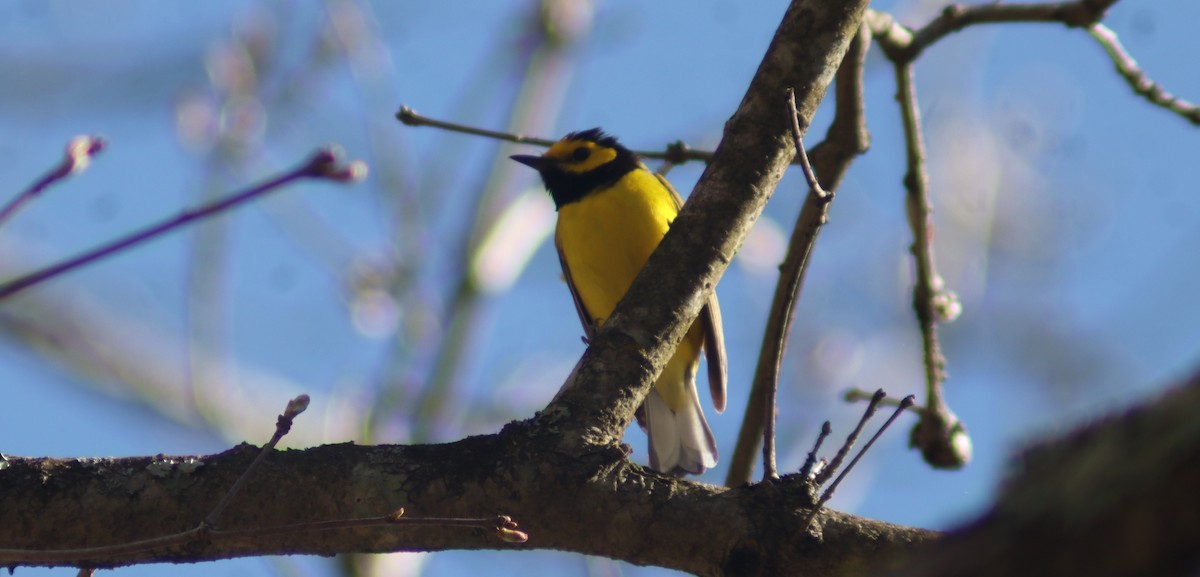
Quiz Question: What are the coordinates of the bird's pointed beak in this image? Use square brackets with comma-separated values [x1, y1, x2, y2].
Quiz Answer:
[510, 154, 555, 171]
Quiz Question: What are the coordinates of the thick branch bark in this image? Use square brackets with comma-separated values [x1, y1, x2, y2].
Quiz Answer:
[3, 1, 1198, 577]
[5, 368, 1199, 575]
[544, 0, 871, 469]
[1, 1, 892, 576]
[0, 427, 932, 575]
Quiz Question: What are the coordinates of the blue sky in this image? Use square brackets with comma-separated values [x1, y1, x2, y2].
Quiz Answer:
[2, 1, 1199, 576]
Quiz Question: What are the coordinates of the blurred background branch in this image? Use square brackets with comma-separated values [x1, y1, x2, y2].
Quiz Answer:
[2, 0, 1199, 576]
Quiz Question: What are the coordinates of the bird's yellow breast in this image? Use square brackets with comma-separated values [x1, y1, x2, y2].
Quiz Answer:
[556, 168, 677, 324]
[555, 167, 702, 411]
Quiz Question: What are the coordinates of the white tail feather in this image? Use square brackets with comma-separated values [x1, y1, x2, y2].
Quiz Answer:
[643, 388, 718, 476]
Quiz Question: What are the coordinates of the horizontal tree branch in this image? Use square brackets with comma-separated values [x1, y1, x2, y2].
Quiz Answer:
[0, 425, 933, 575]
[6, 364, 1198, 575]
[865, 0, 1118, 63]
[1, 2, 901, 576]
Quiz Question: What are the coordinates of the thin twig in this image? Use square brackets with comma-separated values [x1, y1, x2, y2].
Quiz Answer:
[0, 136, 105, 228]
[758, 87, 835, 479]
[0, 148, 366, 302]
[803, 395, 915, 531]
[209, 511, 524, 542]
[786, 88, 830, 201]
[0, 509, 525, 564]
[866, 2, 1199, 124]
[397, 106, 560, 148]
[204, 395, 310, 527]
[799, 421, 833, 480]
[399, 106, 800, 167]
[844, 387, 922, 412]
[814, 389, 885, 486]
[894, 61, 954, 443]
[865, 1, 1118, 63]
[1089, 23, 1200, 125]
[859, 0, 1195, 473]
[725, 23, 871, 487]
[856, 4, 1178, 472]
[759, 88, 836, 480]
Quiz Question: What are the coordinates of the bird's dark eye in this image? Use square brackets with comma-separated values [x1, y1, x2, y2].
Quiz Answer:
[571, 147, 591, 162]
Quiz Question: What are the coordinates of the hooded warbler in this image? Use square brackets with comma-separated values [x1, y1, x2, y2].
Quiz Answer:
[512, 128, 727, 476]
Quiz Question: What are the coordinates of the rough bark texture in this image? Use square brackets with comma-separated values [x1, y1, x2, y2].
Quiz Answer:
[5, 370, 1197, 575]
[545, 0, 871, 470]
[2, 2, 889, 575]
[7, 0, 1197, 575]
[0, 427, 933, 575]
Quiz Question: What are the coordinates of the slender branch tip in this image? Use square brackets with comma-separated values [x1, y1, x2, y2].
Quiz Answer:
[785, 87, 830, 199]
[285, 395, 311, 418]
[66, 135, 106, 175]
[305, 147, 370, 183]
[0, 134, 108, 229]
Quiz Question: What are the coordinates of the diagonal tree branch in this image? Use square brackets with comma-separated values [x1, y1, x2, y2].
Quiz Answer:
[0, 149, 365, 301]
[726, 21, 873, 487]
[542, 0, 872, 463]
[0, 136, 105, 229]
[1088, 23, 1200, 125]
[0, 1, 889, 575]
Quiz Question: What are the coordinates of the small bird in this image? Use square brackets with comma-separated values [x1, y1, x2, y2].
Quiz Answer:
[512, 128, 727, 476]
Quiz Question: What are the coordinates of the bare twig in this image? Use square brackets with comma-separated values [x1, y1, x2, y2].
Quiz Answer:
[208, 511, 526, 544]
[0, 136, 105, 228]
[844, 387, 970, 469]
[844, 387, 921, 411]
[204, 395, 310, 528]
[803, 395, 915, 531]
[396, 106, 560, 149]
[865, 2, 1199, 125]
[786, 88, 831, 201]
[1089, 23, 1200, 125]
[760, 88, 837, 480]
[399, 106, 809, 167]
[860, 1, 1195, 473]
[865, 1, 1118, 63]
[799, 420, 833, 480]
[0, 509, 525, 564]
[725, 23, 871, 487]
[0, 148, 366, 302]
[814, 389, 885, 486]
[856, 3, 1182, 472]
[893, 61, 967, 470]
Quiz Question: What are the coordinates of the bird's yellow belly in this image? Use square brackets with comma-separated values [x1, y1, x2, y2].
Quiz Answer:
[555, 170, 702, 411]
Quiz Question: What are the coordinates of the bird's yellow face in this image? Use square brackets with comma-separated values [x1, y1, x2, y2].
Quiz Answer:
[511, 128, 639, 209]
[541, 138, 619, 174]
